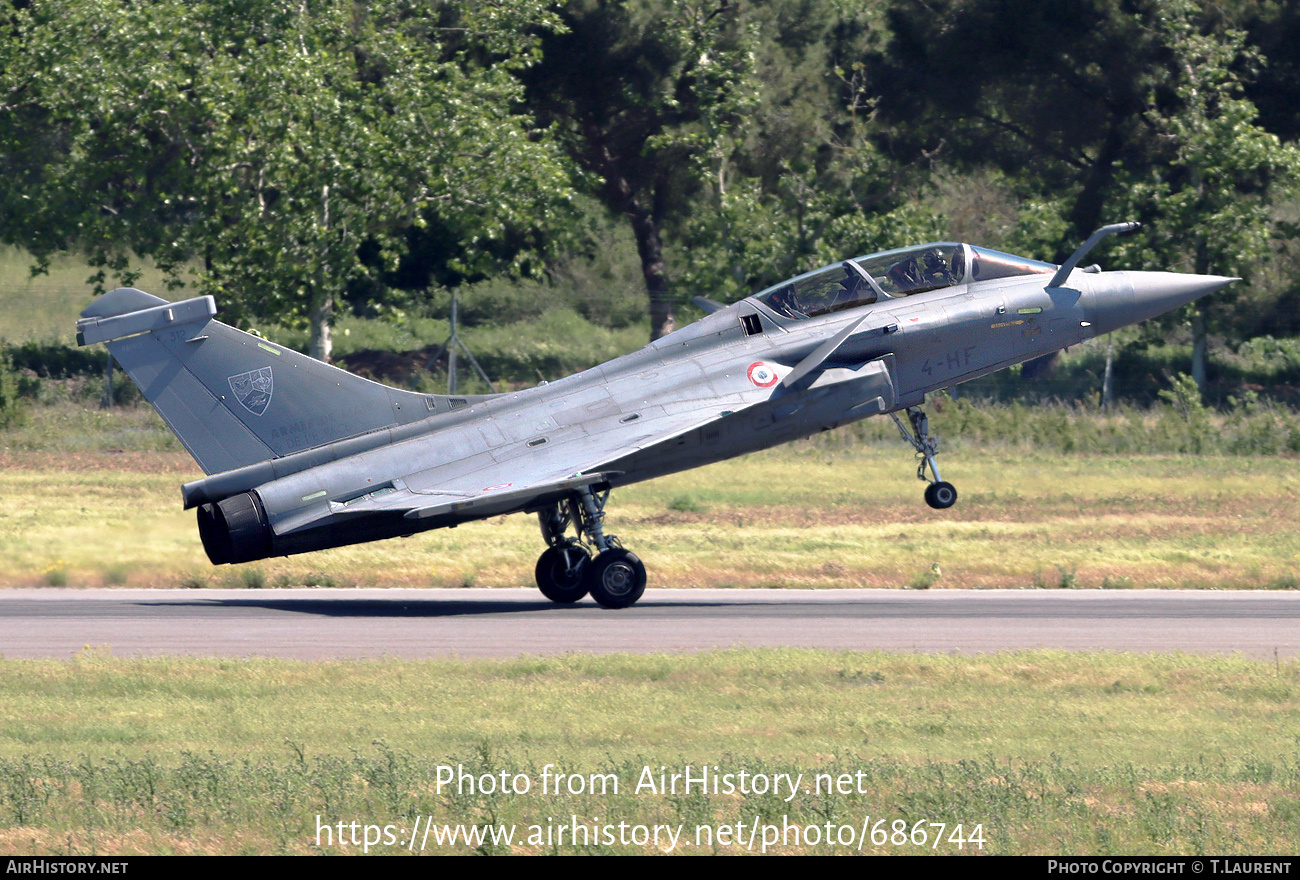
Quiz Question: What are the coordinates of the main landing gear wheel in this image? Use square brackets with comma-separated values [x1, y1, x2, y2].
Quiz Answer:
[924, 481, 958, 510]
[535, 485, 648, 608]
[890, 403, 959, 510]
[585, 548, 646, 609]
[535, 544, 590, 603]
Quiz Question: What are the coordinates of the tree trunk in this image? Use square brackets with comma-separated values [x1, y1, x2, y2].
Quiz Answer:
[309, 293, 333, 363]
[628, 204, 674, 341]
[587, 131, 676, 342]
[1055, 125, 1124, 263]
[311, 184, 334, 364]
[1101, 333, 1114, 410]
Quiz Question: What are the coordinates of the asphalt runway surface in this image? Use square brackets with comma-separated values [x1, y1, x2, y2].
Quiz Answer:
[0, 587, 1297, 659]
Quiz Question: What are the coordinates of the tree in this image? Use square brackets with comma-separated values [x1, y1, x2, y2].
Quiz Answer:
[868, 0, 1174, 261]
[1109, 0, 1300, 392]
[673, 0, 944, 302]
[0, 0, 572, 361]
[864, 0, 1299, 390]
[523, 0, 755, 341]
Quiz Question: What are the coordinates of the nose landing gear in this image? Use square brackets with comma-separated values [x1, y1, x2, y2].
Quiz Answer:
[924, 480, 958, 509]
[535, 484, 646, 608]
[890, 405, 958, 510]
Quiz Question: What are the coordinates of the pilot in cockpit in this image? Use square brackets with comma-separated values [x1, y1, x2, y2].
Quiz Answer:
[921, 250, 956, 285]
[765, 285, 802, 318]
[889, 248, 956, 293]
[835, 270, 875, 310]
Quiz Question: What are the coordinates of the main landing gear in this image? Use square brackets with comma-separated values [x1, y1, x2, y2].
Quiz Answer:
[889, 405, 958, 510]
[535, 484, 646, 609]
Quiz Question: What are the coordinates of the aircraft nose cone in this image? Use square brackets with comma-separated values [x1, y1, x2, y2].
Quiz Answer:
[1130, 271, 1239, 314]
[1090, 272, 1239, 333]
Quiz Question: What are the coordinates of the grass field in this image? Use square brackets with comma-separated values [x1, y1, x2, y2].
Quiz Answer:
[0, 650, 1294, 855]
[0, 245, 651, 390]
[0, 248, 176, 344]
[3, 259, 1298, 856]
[0, 430, 1296, 590]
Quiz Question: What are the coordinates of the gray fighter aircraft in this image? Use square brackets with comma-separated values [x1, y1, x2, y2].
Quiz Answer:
[76, 222, 1234, 608]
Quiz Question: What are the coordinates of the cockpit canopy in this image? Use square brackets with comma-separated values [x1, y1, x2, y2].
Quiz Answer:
[752, 242, 1056, 320]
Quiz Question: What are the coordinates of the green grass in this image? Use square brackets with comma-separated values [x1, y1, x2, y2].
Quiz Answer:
[1, 421, 1298, 589]
[259, 307, 650, 382]
[24, 363, 1300, 463]
[0, 650, 1295, 854]
[0, 244, 652, 394]
[0, 247, 175, 344]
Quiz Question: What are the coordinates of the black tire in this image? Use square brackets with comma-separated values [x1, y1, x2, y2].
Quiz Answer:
[535, 545, 590, 603]
[924, 481, 958, 510]
[585, 549, 647, 609]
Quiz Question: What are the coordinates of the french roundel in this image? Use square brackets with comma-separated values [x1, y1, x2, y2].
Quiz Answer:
[747, 361, 779, 388]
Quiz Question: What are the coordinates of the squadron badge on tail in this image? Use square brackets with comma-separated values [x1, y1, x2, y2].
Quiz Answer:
[228, 367, 273, 416]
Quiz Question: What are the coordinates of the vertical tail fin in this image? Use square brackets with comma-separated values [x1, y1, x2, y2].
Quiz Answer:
[78, 289, 494, 475]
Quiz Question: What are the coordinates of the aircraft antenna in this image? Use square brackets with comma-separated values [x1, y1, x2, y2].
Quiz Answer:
[424, 289, 498, 394]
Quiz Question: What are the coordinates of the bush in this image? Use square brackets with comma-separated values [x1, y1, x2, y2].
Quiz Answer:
[6, 340, 104, 379]
[0, 350, 25, 429]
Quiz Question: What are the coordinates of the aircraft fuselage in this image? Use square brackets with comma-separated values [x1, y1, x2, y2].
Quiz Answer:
[77, 226, 1236, 606]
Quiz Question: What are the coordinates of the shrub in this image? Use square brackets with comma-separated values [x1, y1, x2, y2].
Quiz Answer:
[0, 349, 25, 429]
[6, 340, 103, 379]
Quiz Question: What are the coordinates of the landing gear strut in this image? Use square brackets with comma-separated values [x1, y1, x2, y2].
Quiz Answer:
[890, 405, 958, 510]
[535, 485, 646, 608]
[536, 499, 588, 603]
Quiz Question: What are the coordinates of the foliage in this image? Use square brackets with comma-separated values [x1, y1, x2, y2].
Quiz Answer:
[868, 0, 1298, 271]
[1109, 3, 1299, 278]
[524, 0, 760, 338]
[1104, 2, 1300, 391]
[868, 0, 1168, 259]
[2, 0, 1300, 376]
[673, 1, 943, 300]
[5, 340, 103, 380]
[1234, 336, 1300, 379]
[0, 349, 23, 429]
[0, 0, 573, 360]
[897, 391, 1300, 457]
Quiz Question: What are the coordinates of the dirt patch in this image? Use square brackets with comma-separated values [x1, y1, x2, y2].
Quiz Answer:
[337, 345, 443, 385]
[0, 451, 196, 473]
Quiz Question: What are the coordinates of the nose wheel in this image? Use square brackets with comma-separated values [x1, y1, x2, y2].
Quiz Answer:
[890, 405, 958, 510]
[924, 480, 958, 510]
[534, 484, 647, 608]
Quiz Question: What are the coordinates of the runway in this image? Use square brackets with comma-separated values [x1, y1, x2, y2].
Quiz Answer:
[0, 588, 1297, 659]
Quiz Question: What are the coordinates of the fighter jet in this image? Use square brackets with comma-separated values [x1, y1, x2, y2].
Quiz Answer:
[76, 222, 1234, 608]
